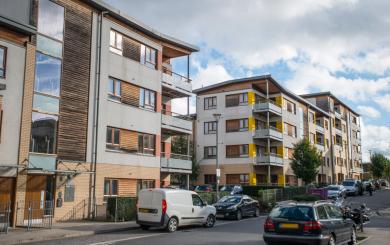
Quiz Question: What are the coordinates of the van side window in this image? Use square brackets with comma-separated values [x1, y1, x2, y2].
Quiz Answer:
[192, 194, 203, 206]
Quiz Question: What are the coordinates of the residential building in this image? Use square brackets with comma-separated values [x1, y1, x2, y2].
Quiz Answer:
[193, 75, 362, 187]
[0, 0, 197, 226]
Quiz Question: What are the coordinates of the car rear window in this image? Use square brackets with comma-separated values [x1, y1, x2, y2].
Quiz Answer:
[327, 186, 339, 191]
[342, 181, 354, 186]
[270, 206, 314, 221]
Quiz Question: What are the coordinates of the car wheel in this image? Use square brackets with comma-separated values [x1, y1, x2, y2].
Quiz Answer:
[348, 228, 357, 245]
[204, 214, 216, 228]
[140, 225, 150, 230]
[236, 210, 242, 220]
[328, 234, 336, 245]
[166, 217, 178, 232]
[254, 207, 260, 217]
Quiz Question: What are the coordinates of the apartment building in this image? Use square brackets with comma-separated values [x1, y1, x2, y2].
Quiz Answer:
[0, 0, 197, 226]
[301, 92, 363, 181]
[194, 75, 361, 187]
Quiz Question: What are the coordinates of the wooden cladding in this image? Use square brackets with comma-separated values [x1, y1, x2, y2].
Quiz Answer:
[226, 119, 239, 132]
[119, 129, 138, 152]
[118, 178, 137, 197]
[226, 145, 240, 157]
[121, 82, 140, 107]
[57, 1, 92, 161]
[123, 36, 141, 62]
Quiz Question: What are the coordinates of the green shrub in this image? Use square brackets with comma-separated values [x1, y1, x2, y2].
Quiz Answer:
[292, 194, 321, 202]
[196, 191, 230, 204]
[106, 197, 137, 221]
[243, 185, 281, 197]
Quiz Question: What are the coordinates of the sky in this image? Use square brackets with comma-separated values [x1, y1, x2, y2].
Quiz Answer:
[105, 0, 390, 162]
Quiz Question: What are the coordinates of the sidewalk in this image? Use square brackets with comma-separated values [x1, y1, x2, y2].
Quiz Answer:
[1, 220, 139, 245]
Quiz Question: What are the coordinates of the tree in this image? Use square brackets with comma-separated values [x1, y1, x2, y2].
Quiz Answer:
[291, 138, 322, 185]
[384, 163, 390, 181]
[370, 153, 388, 178]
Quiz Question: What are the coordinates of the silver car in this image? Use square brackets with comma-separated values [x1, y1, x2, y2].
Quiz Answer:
[327, 185, 346, 198]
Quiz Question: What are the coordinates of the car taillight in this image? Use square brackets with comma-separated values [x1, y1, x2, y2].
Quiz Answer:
[264, 218, 275, 232]
[162, 199, 167, 214]
[304, 221, 322, 232]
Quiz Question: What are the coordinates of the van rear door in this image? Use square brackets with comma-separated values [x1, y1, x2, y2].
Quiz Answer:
[138, 190, 163, 223]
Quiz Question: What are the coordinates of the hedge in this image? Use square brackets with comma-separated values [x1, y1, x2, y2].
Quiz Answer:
[242, 185, 282, 197]
[106, 197, 137, 222]
[196, 191, 230, 204]
[292, 194, 321, 202]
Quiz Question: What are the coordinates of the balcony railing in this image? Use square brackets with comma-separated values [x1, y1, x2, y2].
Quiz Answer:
[334, 110, 342, 119]
[253, 100, 282, 115]
[316, 124, 325, 133]
[161, 65, 192, 97]
[253, 127, 283, 141]
[163, 66, 191, 84]
[160, 152, 192, 172]
[161, 109, 192, 134]
[315, 142, 325, 152]
[256, 153, 284, 166]
[334, 127, 342, 135]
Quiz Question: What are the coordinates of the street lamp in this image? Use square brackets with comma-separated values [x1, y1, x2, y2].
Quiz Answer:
[213, 113, 221, 200]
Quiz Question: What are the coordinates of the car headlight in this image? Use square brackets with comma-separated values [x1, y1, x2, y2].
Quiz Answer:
[226, 205, 237, 211]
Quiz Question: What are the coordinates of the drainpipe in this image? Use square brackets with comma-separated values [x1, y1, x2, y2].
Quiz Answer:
[329, 115, 335, 184]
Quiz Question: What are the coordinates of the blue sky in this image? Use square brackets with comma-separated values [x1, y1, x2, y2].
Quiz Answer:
[106, 0, 390, 161]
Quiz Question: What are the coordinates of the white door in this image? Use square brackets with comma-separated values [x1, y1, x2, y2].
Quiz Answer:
[191, 194, 208, 225]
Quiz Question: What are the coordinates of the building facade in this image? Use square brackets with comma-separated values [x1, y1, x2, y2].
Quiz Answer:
[0, 0, 197, 226]
[193, 75, 362, 187]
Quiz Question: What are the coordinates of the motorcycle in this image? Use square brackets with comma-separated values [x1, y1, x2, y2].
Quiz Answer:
[343, 203, 370, 232]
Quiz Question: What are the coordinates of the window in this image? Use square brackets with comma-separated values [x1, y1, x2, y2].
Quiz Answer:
[226, 174, 249, 185]
[204, 146, 217, 159]
[284, 147, 293, 159]
[226, 144, 248, 158]
[0, 46, 6, 78]
[30, 112, 58, 154]
[106, 127, 120, 149]
[226, 118, 248, 132]
[204, 121, 217, 134]
[283, 123, 297, 138]
[137, 179, 155, 194]
[104, 179, 118, 196]
[108, 78, 121, 101]
[352, 115, 357, 124]
[34, 52, 62, 97]
[204, 96, 217, 110]
[204, 174, 216, 184]
[324, 205, 342, 219]
[138, 133, 156, 155]
[38, 0, 64, 41]
[192, 194, 204, 206]
[64, 180, 75, 202]
[324, 120, 329, 130]
[226, 93, 248, 107]
[283, 99, 296, 114]
[240, 174, 249, 185]
[140, 44, 156, 69]
[33, 93, 60, 114]
[239, 119, 248, 131]
[109, 30, 123, 53]
[309, 112, 315, 123]
[309, 133, 315, 144]
[352, 130, 357, 139]
[342, 124, 346, 133]
[317, 206, 328, 220]
[139, 88, 156, 110]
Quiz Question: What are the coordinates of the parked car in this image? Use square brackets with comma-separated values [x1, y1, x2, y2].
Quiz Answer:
[263, 201, 357, 245]
[214, 195, 259, 220]
[326, 185, 346, 199]
[136, 189, 216, 232]
[220, 185, 243, 195]
[362, 181, 372, 191]
[342, 179, 363, 196]
[379, 179, 389, 187]
[194, 185, 212, 192]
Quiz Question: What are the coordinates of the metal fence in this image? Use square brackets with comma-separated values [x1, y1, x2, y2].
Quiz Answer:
[258, 187, 307, 204]
[15, 200, 54, 230]
[0, 202, 11, 234]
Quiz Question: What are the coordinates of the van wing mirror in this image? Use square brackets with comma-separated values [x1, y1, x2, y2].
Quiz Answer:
[203, 201, 208, 206]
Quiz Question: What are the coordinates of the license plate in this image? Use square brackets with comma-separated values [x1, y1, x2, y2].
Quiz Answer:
[216, 214, 224, 218]
[139, 208, 155, 213]
[280, 223, 299, 229]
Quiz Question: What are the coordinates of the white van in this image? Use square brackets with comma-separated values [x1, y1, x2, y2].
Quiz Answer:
[136, 188, 216, 232]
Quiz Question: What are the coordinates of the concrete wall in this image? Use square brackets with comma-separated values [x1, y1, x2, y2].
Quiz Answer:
[0, 39, 26, 176]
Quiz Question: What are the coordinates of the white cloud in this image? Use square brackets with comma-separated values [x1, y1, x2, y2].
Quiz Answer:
[373, 94, 390, 112]
[191, 62, 233, 90]
[361, 122, 390, 162]
[356, 106, 381, 119]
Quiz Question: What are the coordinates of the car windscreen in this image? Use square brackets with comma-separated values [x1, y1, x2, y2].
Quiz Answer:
[270, 206, 314, 221]
[218, 196, 242, 204]
[342, 181, 354, 186]
[195, 186, 209, 191]
[327, 187, 339, 191]
[220, 186, 233, 192]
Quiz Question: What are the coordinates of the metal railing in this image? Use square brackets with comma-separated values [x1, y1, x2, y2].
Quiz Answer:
[161, 152, 192, 161]
[0, 202, 11, 234]
[162, 66, 191, 84]
[258, 187, 307, 204]
[16, 200, 54, 230]
[161, 109, 192, 121]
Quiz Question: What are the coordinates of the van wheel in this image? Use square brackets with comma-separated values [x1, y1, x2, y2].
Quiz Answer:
[236, 210, 242, 220]
[204, 214, 216, 228]
[254, 207, 260, 217]
[166, 217, 178, 232]
[140, 225, 150, 230]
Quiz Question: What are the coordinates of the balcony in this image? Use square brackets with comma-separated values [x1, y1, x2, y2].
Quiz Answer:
[161, 153, 192, 173]
[162, 66, 192, 98]
[161, 111, 192, 135]
[334, 127, 342, 135]
[253, 101, 282, 116]
[255, 154, 284, 167]
[334, 110, 342, 119]
[316, 124, 325, 134]
[315, 143, 325, 152]
[253, 127, 283, 141]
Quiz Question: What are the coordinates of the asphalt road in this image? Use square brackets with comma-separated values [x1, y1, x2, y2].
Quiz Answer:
[32, 216, 267, 245]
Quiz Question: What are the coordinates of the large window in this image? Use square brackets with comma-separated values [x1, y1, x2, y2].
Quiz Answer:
[0, 46, 6, 78]
[104, 179, 118, 202]
[309, 112, 315, 123]
[109, 30, 123, 54]
[226, 118, 248, 132]
[226, 93, 248, 107]
[34, 52, 62, 97]
[204, 146, 217, 159]
[204, 174, 216, 184]
[204, 96, 217, 110]
[283, 99, 296, 114]
[30, 112, 58, 154]
[283, 122, 297, 138]
[106, 127, 120, 149]
[204, 121, 217, 134]
[139, 88, 156, 111]
[138, 133, 156, 155]
[137, 179, 155, 194]
[141, 44, 156, 69]
[226, 144, 249, 158]
[38, 0, 64, 41]
[108, 78, 121, 101]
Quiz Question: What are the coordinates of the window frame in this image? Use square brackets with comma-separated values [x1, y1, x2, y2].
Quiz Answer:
[108, 77, 121, 101]
[204, 96, 217, 110]
[204, 121, 217, 135]
[204, 174, 216, 184]
[283, 99, 296, 114]
[141, 44, 157, 69]
[0, 46, 7, 78]
[204, 146, 217, 159]
[139, 88, 156, 111]
[109, 29, 123, 54]
[138, 133, 156, 155]
[104, 178, 118, 197]
[106, 126, 120, 149]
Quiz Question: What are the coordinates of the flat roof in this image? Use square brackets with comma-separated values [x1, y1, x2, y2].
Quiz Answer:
[193, 75, 330, 117]
[85, 0, 199, 53]
[300, 91, 360, 116]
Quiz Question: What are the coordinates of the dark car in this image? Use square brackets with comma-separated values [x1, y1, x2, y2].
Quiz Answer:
[194, 185, 212, 192]
[220, 185, 243, 195]
[263, 201, 356, 245]
[214, 195, 259, 220]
